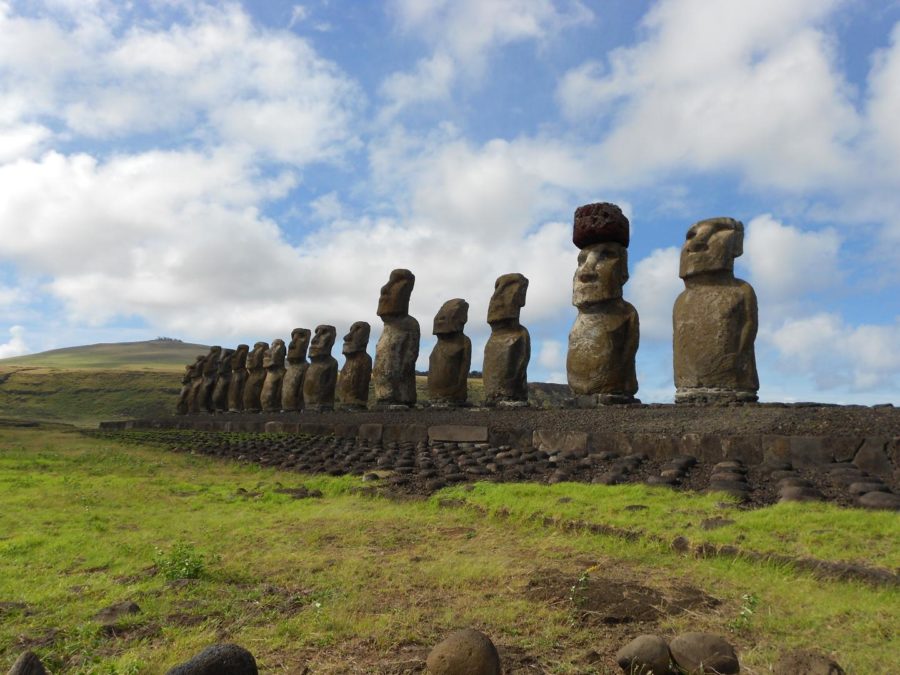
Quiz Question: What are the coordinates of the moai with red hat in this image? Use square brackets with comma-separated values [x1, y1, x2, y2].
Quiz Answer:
[566, 202, 640, 404]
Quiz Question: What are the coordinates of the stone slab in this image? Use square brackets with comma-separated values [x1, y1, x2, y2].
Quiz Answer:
[532, 429, 589, 456]
[429, 425, 489, 443]
[357, 423, 384, 442]
[853, 437, 892, 479]
[383, 424, 428, 444]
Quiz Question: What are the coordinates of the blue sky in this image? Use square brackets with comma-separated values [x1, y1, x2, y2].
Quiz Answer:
[1, 0, 899, 404]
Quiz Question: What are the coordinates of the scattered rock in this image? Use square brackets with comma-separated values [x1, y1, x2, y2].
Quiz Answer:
[773, 648, 845, 674]
[857, 491, 900, 511]
[700, 517, 734, 530]
[779, 486, 824, 503]
[426, 628, 501, 675]
[93, 601, 140, 624]
[669, 632, 739, 674]
[166, 644, 258, 675]
[6, 651, 47, 675]
[615, 634, 671, 675]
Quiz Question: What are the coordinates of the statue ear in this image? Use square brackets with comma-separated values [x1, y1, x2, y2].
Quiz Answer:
[732, 229, 744, 258]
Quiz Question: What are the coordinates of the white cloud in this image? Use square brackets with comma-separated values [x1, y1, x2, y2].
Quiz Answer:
[628, 246, 681, 342]
[558, 0, 859, 190]
[769, 313, 900, 392]
[0, 325, 28, 358]
[538, 338, 563, 369]
[379, 53, 456, 117]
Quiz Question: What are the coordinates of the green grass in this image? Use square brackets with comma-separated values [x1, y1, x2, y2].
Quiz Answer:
[1, 427, 896, 674]
[0, 340, 209, 370]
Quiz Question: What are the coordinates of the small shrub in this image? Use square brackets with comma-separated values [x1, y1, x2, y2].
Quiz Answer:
[153, 542, 211, 581]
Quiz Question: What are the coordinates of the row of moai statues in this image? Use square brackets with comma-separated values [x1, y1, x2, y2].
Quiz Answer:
[177, 201, 757, 412]
[176, 269, 531, 413]
[566, 202, 758, 404]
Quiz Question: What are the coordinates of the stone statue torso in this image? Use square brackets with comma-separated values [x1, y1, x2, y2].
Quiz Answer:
[428, 334, 471, 404]
[337, 353, 372, 408]
[567, 300, 639, 397]
[483, 326, 530, 403]
[303, 357, 339, 408]
[281, 361, 309, 411]
[373, 315, 420, 405]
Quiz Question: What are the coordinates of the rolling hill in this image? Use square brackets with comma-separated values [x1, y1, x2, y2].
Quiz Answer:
[0, 338, 210, 370]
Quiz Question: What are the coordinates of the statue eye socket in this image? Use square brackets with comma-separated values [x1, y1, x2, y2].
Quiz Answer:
[686, 230, 696, 240]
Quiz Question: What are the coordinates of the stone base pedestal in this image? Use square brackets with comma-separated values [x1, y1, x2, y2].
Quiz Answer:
[571, 393, 640, 407]
[676, 388, 758, 404]
[304, 404, 334, 413]
[496, 400, 530, 409]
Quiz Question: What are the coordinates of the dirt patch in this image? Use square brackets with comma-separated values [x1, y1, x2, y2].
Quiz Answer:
[525, 569, 719, 626]
[273, 486, 323, 499]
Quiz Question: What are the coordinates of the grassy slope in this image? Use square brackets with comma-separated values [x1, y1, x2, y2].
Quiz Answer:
[1, 427, 896, 674]
[0, 340, 208, 426]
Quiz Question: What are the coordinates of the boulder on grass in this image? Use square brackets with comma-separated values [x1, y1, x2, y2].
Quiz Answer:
[615, 634, 671, 674]
[426, 628, 501, 675]
[669, 632, 739, 674]
[166, 644, 257, 675]
[773, 648, 845, 674]
[7, 651, 47, 675]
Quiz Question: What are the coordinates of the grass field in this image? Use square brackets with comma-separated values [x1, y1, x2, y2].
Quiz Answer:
[1, 426, 896, 674]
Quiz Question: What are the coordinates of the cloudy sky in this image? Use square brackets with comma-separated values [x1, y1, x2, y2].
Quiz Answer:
[1, 0, 899, 404]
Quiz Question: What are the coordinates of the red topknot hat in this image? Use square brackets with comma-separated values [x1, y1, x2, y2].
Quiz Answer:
[573, 202, 629, 249]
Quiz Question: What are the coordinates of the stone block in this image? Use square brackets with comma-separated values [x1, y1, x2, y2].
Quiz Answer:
[532, 429, 588, 455]
[853, 438, 892, 479]
[789, 437, 832, 468]
[264, 421, 284, 434]
[827, 436, 864, 463]
[678, 433, 723, 462]
[357, 423, 384, 442]
[297, 422, 334, 437]
[333, 423, 358, 440]
[628, 433, 677, 460]
[383, 424, 428, 444]
[488, 427, 531, 450]
[762, 435, 790, 463]
[280, 422, 300, 434]
[591, 432, 630, 455]
[430, 425, 489, 443]
[721, 435, 762, 464]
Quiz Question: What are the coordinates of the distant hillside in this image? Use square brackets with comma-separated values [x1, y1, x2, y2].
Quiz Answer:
[0, 339, 210, 371]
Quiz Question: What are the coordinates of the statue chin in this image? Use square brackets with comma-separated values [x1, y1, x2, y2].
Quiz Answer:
[573, 285, 622, 308]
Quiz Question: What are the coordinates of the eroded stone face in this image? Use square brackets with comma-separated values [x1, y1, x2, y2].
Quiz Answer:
[484, 274, 531, 405]
[282, 329, 311, 412]
[377, 268, 415, 318]
[211, 348, 234, 412]
[373, 269, 420, 406]
[176, 358, 202, 414]
[428, 299, 471, 405]
[227, 344, 249, 412]
[674, 217, 758, 403]
[242, 341, 269, 413]
[303, 325, 338, 411]
[196, 346, 222, 414]
[261, 339, 286, 412]
[338, 322, 372, 410]
[566, 203, 639, 403]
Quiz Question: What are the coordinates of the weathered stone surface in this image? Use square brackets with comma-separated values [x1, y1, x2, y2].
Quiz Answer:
[242, 342, 269, 413]
[779, 486, 824, 502]
[177, 356, 203, 415]
[260, 339, 286, 413]
[790, 437, 830, 468]
[567, 204, 639, 402]
[196, 346, 222, 413]
[281, 328, 311, 412]
[382, 424, 428, 444]
[426, 628, 501, 675]
[429, 425, 489, 443]
[264, 421, 284, 434]
[762, 435, 791, 463]
[773, 649, 845, 675]
[668, 632, 739, 674]
[573, 202, 630, 248]
[166, 643, 258, 675]
[857, 491, 900, 510]
[226, 345, 249, 412]
[357, 423, 384, 442]
[428, 299, 471, 406]
[615, 634, 671, 675]
[337, 321, 372, 410]
[533, 429, 589, 455]
[93, 601, 140, 623]
[629, 434, 678, 460]
[303, 325, 338, 411]
[373, 269, 420, 406]
[673, 217, 758, 404]
[853, 438, 892, 479]
[7, 651, 48, 675]
[721, 435, 762, 464]
[211, 348, 234, 412]
[483, 273, 531, 405]
[679, 434, 724, 463]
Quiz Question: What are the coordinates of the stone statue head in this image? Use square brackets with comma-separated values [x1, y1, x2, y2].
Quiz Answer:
[572, 243, 629, 307]
[679, 217, 744, 279]
[202, 346, 222, 375]
[217, 349, 234, 375]
[265, 339, 286, 368]
[190, 355, 205, 377]
[248, 341, 268, 369]
[342, 321, 371, 355]
[230, 344, 249, 370]
[377, 268, 415, 318]
[433, 298, 469, 335]
[287, 328, 311, 362]
[309, 324, 337, 358]
[487, 273, 529, 324]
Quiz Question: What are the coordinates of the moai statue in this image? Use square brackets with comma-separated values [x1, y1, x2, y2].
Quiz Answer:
[428, 299, 471, 407]
[337, 321, 372, 411]
[187, 355, 206, 413]
[483, 273, 531, 407]
[281, 328, 311, 412]
[211, 348, 235, 412]
[197, 346, 222, 413]
[372, 269, 420, 408]
[673, 217, 758, 403]
[242, 341, 269, 413]
[227, 344, 249, 412]
[260, 338, 287, 412]
[303, 325, 339, 412]
[176, 357, 203, 414]
[566, 203, 640, 404]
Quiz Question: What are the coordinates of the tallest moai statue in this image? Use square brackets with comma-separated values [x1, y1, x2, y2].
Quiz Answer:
[673, 217, 758, 403]
[566, 203, 639, 405]
[372, 269, 420, 408]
